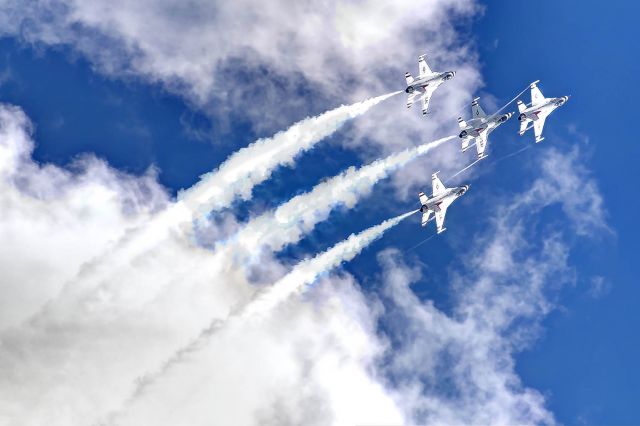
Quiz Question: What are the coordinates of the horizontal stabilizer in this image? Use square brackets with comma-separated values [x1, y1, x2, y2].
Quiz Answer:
[519, 120, 532, 135]
[421, 211, 432, 227]
[405, 72, 414, 85]
[418, 191, 429, 205]
[461, 137, 471, 152]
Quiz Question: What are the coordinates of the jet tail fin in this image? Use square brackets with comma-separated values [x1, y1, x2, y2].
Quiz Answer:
[405, 72, 415, 85]
[517, 100, 527, 114]
[457, 117, 467, 130]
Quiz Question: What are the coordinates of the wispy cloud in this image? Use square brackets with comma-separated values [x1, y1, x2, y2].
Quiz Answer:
[374, 147, 607, 425]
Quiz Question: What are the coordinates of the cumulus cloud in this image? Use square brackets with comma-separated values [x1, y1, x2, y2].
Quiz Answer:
[0, 100, 608, 426]
[0, 0, 476, 105]
[0, 2, 610, 426]
[0, 104, 168, 329]
[0, 0, 483, 194]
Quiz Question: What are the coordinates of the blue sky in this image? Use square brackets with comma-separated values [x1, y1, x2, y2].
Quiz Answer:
[475, 2, 640, 424]
[0, 1, 637, 424]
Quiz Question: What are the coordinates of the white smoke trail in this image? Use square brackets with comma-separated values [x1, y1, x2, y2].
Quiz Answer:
[107, 210, 416, 423]
[227, 135, 455, 257]
[69, 134, 454, 310]
[179, 91, 400, 215]
[31, 93, 399, 308]
[240, 210, 417, 318]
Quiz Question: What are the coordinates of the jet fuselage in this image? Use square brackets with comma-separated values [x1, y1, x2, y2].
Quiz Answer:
[518, 96, 568, 122]
[405, 71, 455, 94]
[420, 185, 469, 212]
[459, 113, 512, 140]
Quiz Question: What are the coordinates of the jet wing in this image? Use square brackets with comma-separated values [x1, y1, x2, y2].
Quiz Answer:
[421, 85, 437, 114]
[421, 93, 431, 115]
[533, 116, 547, 143]
[519, 119, 529, 136]
[475, 130, 488, 159]
[406, 90, 421, 109]
[421, 210, 432, 227]
[418, 55, 432, 77]
[531, 83, 546, 107]
[434, 198, 453, 233]
[431, 172, 446, 197]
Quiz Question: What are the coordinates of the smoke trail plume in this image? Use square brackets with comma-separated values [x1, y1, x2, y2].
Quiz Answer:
[110, 210, 416, 421]
[31, 93, 399, 308]
[228, 135, 455, 256]
[179, 91, 400, 215]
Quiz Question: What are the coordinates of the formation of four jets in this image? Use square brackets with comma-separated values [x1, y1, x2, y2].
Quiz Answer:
[405, 54, 569, 234]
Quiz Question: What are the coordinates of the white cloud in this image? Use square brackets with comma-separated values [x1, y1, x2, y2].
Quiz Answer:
[0, 105, 168, 329]
[107, 211, 415, 425]
[0, 101, 608, 426]
[0, 3, 611, 426]
[587, 275, 612, 299]
[372, 147, 607, 425]
[0, 0, 477, 105]
[0, 0, 483, 194]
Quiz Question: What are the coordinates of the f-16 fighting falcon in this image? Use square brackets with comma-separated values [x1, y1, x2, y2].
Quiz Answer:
[517, 80, 569, 143]
[405, 54, 455, 115]
[418, 172, 469, 234]
[458, 97, 513, 160]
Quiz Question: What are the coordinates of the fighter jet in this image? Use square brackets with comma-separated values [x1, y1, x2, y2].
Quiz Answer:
[405, 54, 455, 115]
[517, 80, 569, 143]
[418, 172, 469, 234]
[457, 97, 513, 160]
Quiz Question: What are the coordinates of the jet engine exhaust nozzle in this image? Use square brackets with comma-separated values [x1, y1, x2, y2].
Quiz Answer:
[459, 130, 468, 138]
[500, 112, 513, 123]
[405, 86, 415, 94]
[518, 113, 527, 122]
